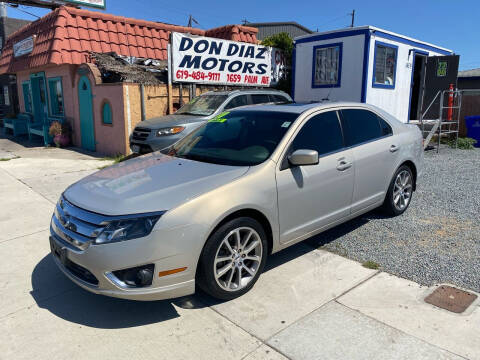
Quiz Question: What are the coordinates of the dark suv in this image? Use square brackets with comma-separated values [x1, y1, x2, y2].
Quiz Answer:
[129, 89, 292, 153]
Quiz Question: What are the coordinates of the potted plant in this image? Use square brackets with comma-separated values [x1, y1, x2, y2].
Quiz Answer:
[48, 121, 71, 147]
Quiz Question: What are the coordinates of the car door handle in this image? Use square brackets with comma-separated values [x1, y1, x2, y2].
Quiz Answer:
[336, 160, 352, 171]
[390, 145, 400, 153]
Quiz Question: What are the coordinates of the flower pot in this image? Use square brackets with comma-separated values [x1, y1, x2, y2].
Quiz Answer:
[54, 134, 70, 147]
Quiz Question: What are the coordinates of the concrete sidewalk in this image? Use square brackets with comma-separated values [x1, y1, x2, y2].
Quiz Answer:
[0, 138, 478, 360]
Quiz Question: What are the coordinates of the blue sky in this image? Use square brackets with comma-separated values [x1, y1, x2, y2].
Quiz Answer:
[6, 0, 479, 70]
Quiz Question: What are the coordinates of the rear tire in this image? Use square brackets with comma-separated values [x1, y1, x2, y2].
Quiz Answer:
[197, 217, 268, 300]
[382, 165, 414, 216]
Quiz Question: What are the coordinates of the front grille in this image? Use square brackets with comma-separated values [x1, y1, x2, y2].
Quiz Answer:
[132, 127, 151, 141]
[52, 196, 111, 250]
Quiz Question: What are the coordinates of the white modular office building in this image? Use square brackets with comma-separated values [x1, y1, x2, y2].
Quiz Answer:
[292, 26, 455, 122]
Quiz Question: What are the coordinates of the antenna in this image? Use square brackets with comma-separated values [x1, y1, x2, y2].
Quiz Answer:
[187, 14, 199, 28]
[349, 9, 355, 27]
[241, 19, 249, 25]
[322, 86, 333, 101]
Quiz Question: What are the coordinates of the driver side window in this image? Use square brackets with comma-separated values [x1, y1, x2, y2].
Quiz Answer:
[290, 111, 345, 157]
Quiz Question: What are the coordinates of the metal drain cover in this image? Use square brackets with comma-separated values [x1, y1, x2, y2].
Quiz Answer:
[425, 285, 477, 313]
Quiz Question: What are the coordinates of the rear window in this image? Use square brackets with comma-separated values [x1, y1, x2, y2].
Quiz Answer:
[270, 94, 290, 103]
[251, 94, 271, 104]
[340, 109, 383, 146]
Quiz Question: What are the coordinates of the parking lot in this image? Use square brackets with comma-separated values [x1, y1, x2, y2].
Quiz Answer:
[1, 135, 479, 360]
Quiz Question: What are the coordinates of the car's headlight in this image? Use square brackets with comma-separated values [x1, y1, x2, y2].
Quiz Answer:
[156, 126, 185, 136]
[94, 212, 165, 244]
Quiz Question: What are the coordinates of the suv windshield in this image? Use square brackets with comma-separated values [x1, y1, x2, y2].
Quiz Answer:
[176, 95, 228, 116]
[163, 110, 298, 166]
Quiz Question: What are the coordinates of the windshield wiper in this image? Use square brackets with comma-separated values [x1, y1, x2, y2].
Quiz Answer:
[177, 153, 219, 164]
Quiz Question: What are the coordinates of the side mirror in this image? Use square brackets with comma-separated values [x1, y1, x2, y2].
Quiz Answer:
[288, 149, 319, 167]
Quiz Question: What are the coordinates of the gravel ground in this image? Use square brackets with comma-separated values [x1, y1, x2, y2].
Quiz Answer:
[306, 146, 480, 292]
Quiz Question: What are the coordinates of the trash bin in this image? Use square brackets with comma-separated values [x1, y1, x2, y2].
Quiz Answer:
[465, 116, 480, 148]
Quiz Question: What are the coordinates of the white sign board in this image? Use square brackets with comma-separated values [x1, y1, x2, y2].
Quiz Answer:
[171, 32, 272, 86]
[13, 36, 34, 57]
[60, 0, 105, 9]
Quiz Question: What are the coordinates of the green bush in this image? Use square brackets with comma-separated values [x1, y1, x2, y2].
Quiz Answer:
[446, 137, 477, 150]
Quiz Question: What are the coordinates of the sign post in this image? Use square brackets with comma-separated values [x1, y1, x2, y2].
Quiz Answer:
[171, 32, 272, 87]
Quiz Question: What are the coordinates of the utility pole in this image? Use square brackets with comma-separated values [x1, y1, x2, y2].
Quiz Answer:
[241, 19, 249, 25]
[0, 3, 7, 18]
[349, 9, 355, 27]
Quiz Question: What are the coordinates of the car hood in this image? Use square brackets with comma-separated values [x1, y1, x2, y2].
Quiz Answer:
[64, 153, 249, 215]
[139, 114, 210, 129]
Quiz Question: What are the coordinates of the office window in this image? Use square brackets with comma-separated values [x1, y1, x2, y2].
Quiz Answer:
[313, 43, 342, 87]
[102, 101, 112, 124]
[48, 77, 64, 116]
[373, 42, 398, 88]
[22, 82, 32, 113]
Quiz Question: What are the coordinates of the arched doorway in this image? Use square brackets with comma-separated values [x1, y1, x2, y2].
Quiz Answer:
[78, 75, 95, 151]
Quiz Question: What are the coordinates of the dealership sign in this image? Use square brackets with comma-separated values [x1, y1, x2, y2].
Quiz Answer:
[60, 0, 105, 9]
[171, 32, 272, 86]
[13, 36, 34, 57]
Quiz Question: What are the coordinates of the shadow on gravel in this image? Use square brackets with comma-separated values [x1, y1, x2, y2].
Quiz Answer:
[305, 210, 391, 249]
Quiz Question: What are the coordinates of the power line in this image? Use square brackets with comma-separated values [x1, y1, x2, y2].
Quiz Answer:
[7, 4, 40, 18]
[316, 13, 350, 31]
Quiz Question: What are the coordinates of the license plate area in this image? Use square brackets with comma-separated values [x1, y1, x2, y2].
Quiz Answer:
[50, 237, 68, 266]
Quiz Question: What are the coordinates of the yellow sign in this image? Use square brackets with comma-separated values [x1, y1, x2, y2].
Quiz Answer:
[208, 111, 230, 123]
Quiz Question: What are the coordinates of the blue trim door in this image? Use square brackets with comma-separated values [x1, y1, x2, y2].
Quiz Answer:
[29, 72, 48, 125]
[78, 76, 95, 151]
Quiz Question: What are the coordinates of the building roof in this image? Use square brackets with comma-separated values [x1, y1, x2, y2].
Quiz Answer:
[0, 6, 258, 74]
[244, 21, 313, 41]
[205, 24, 258, 43]
[458, 68, 480, 78]
[295, 25, 453, 54]
[0, 17, 31, 38]
[247, 21, 313, 34]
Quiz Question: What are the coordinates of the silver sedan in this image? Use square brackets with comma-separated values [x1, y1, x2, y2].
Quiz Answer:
[50, 102, 423, 301]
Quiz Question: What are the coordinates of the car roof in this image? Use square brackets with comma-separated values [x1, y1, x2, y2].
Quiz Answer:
[230, 101, 385, 115]
[200, 89, 290, 96]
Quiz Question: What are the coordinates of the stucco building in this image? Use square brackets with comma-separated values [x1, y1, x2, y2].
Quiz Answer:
[0, 6, 258, 155]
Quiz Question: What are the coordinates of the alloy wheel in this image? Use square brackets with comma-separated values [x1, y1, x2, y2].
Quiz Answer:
[213, 227, 263, 292]
[393, 170, 413, 211]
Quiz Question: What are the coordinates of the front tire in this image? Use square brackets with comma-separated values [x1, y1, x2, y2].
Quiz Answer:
[382, 165, 414, 216]
[197, 217, 268, 300]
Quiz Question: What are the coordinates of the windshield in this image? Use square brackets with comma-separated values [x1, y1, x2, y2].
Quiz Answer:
[175, 95, 228, 116]
[163, 110, 298, 166]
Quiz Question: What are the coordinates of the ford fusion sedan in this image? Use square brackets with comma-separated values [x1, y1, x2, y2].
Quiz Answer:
[50, 102, 423, 301]
[129, 89, 291, 154]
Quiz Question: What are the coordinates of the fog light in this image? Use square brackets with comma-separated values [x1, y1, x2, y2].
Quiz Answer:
[112, 264, 154, 288]
[136, 268, 154, 286]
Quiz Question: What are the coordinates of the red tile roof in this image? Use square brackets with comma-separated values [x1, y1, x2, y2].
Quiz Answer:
[0, 6, 258, 74]
[205, 25, 259, 44]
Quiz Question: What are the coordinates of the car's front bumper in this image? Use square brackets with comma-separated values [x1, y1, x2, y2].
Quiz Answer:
[129, 133, 186, 154]
[49, 222, 198, 301]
